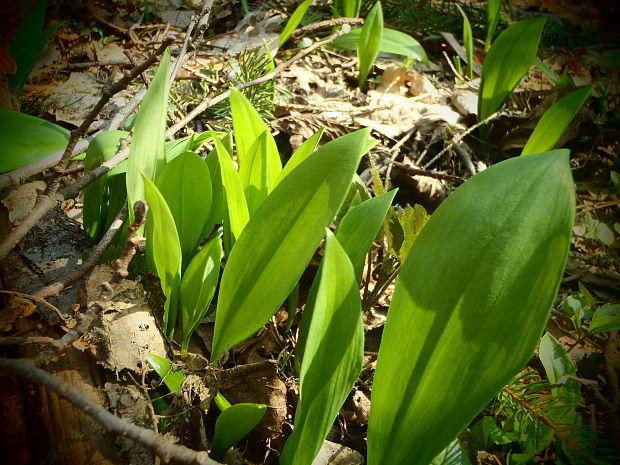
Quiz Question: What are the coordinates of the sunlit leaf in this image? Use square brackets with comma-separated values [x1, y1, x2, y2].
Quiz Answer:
[357, 1, 384, 87]
[277, 128, 324, 185]
[280, 231, 363, 465]
[522, 86, 593, 155]
[485, 0, 502, 51]
[156, 151, 212, 269]
[145, 353, 186, 393]
[590, 304, 620, 334]
[211, 129, 371, 362]
[368, 150, 575, 465]
[126, 49, 171, 223]
[279, 0, 312, 47]
[210, 403, 267, 460]
[431, 438, 473, 465]
[478, 17, 545, 121]
[457, 5, 474, 79]
[230, 88, 268, 175]
[143, 175, 182, 339]
[179, 236, 222, 357]
[0, 110, 70, 172]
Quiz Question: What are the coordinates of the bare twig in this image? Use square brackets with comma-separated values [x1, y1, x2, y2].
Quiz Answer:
[290, 17, 363, 38]
[0, 138, 131, 261]
[0, 357, 222, 465]
[166, 24, 354, 138]
[392, 162, 466, 185]
[0, 337, 55, 345]
[33, 201, 129, 300]
[53, 39, 173, 175]
[0, 290, 66, 324]
[422, 109, 506, 169]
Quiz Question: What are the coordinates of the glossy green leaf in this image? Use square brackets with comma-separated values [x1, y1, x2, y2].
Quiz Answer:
[241, 130, 282, 216]
[0, 110, 70, 172]
[126, 49, 171, 223]
[213, 137, 249, 246]
[357, 2, 384, 87]
[230, 88, 269, 175]
[83, 130, 129, 241]
[145, 353, 186, 393]
[143, 175, 182, 339]
[277, 128, 324, 185]
[457, 5, 474, 80]
[522, 86, 593, 155]
[539, 333, 576, 384]
[367, 150, 575, 465]
[156, 151, 212, 269]
[431, 438, 473, 465]
[589, 304, 620, 334]
[333, 27, 429, 67]
[211, 403, 267, 460]
[165, 130, 224, 163]
[482, 416, 513, 446]
[485, 0, 502, 51]
[336, 190, 396, 280]
[279, 0, 312, 47]
[280, 231, 363, 465]
[478, 17, 545, 121]
[211, 129, 372, 362]
[179, 236, 222, 357]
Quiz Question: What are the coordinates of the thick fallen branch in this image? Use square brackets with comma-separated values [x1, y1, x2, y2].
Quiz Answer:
[0, 357, 222, 465]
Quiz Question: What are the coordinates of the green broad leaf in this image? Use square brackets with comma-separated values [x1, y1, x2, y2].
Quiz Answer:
[145, 353, 185, 393]
[179, 236, 222, 357]
[143, 175, 182, 340]
[0, 110, 70, 172]
[279, 0, 312, 47]
[522, 86, 593, 155]
[165, 130, 225, 163]
[83, 130, 129, 241]
[336, 190, 397, 281]
[333, 27, 429, 67]
[336, 0, 361, 17]
[357, 2, 384, 87]
[280, 231, 363, 465]
[213, 137, 249, 247]
[230, 88, 269, 176]
[126, 49, 171, 223]
[156, 151, 212, 270]
[589, 304, 620, 334]
[241, 130, 282, 216]
[539, 333, 576, 383]
[210, 403, 267, 460]
[485, 0, 502, 51]
[277, 128, 324, 185]
[457, 5, 474, 80]
[211, 129, 372, 362]
[478, 17, 545, 122]
[367, 150, 575, 465]
[431, 438, 473, 465]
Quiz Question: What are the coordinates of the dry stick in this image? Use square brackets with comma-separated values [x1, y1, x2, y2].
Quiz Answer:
[0, 337, 55, 345]
[53, 39, 173, 175]
[0, 290, 66, 324]
[392, 162, 466, 185]
[422, 109, 506, 169]
[290, 17, 363, 38]
[33, 201, 129, 300]
[0, 139, 130, 261]
[166, 24, 355, 138]
[34, 201, 146, 366]
[0, 357, 222, 465]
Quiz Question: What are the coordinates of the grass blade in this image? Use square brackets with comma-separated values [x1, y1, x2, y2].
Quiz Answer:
[279, 0, 312, 47]
[368, 150, 575, 465]
[277, 128, 324, 185]
[485, 0, 502, 51]
[230, 88, 269, 176]
[357, 1, 384, 87]
[242, 130, 282, 216]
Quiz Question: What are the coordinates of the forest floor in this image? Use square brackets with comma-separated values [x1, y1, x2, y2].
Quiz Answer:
[1, 1, 619, 465]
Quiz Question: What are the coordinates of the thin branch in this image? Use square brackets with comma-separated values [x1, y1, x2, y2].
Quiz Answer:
[0, 357, 222, 465]
[33, 201, 129, 300]
[0, 337, 55, 345]
[0, 290, 66, 324]
[290, 17, 363, 38]
[53, 39, 173, 175]
[0, 138, 131, 261]
[166, 24, 354, 138]
[392, 162, 466, 185]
